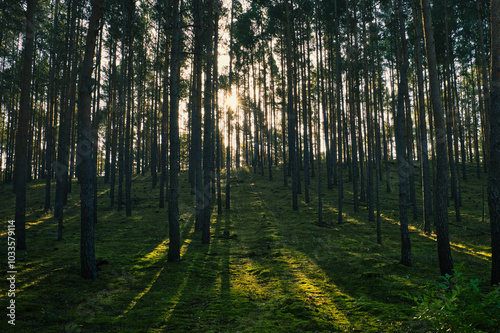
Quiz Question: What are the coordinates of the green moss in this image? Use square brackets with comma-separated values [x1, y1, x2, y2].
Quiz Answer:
[0, 164, 495, 332]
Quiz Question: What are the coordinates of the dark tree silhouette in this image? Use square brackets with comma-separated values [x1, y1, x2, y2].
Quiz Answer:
[395, 0, 411, 268]
[14, 0, 37, 251]
[167, 0, 182, 262]
[421, 0, 454, 277]
[78, 0, 103, 280]
[489, 0, 500, 286]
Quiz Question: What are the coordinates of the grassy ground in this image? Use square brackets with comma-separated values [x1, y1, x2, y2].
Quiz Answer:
[0, 163, 498, 332]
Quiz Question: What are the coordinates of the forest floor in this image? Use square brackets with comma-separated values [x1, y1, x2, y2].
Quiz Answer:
[0, 163, 498, 332]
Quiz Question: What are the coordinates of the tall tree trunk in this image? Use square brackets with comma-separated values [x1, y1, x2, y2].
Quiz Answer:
[472, 64, 482, 179]
[15, 0, 37, 251]
[444, 66, 461, 222]
[335, 0, 343, 225]
[44, 0, 60, 211]
[202, 0, 214, 245]
[54, 0, 79, 240]
[396, 0, 411, 267]
[315, 7, 323, 226]
[159, 54, 169, 208]
[124, 0, 134, 217]
[421, 0, 454, 277]
[93, 27, 103, 224]
[214, 9, 222, 215]
[477, 0, 491, 172]
[252, 53, 259, 175]
[192, 0, 203, 231]
[265, 41, 273, 182]
[226, 0, 234, 210]
[151, 32, 160, 189]
[413, 1, 432, 234]
[281, 34, 287, 187]
[362, 1, 374, 223]
[109, 43, 118, 206]
[349, 43, 359, 213]
[284, 0, 298, 211]
[117, 10, 126, 212]
[315, 4, 332, 191]
[489, 0, 500, 286]
[373, 29, 382, 245]
[301, 27, 310, 204]
[66, 8, 82, 197]
[78, 0, 103, 280]
[443, 5, 461, 223]
[167, 0, 182, 262]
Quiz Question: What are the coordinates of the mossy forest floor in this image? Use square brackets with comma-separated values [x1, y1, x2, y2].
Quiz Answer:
[0, 163, 497, 332]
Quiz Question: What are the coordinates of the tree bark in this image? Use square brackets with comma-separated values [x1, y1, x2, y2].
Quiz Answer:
[478, 0, 491, 172]
[124, 0, 134, 217]
[168, 0, 182, 262]
[54, 0, 79, 240]
[15, 0, 37, 250]
[202, 0, 214, 245]
[421, 0, 454, 277]
[412, 1, 432, 235]
[396, 0, 411, 267]
[335, 0, 343, 225]
[284, 0, 298, 211]
[489, 0, 500, 286]
[44, 0, 60, 212]
[226, 0, 234, 210]
[78, 0, 103, 280]
[191, 0, 203, 231]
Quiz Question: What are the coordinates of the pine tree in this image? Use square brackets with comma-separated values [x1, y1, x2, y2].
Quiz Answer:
[167, 0, 182, 263]
[14, 0, 37, 251]
[489, 0, 500, 286]
[78, 0, 103, 280]
[421, 0, 454, 277]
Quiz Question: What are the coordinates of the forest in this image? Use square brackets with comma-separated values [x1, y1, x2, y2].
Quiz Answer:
[1, 0, 500, 331]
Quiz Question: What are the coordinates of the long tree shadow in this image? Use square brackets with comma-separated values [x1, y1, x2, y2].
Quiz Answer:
[228, 168, 420, 331]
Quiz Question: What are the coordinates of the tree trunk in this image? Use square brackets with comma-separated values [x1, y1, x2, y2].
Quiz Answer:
[54, 0, 79, 240]
[78, 0, 103, 280]
[362, 1, 374, 223]
[151, 32, 160, 189]
[489, 0, 500, 286]
[335, 0, 343, 225]
[412, 2, 432, 234]
[167, 0, 182, 262]
[421, 0, 454, 277]
[191, 0, 203, 231]
[477, 0, 491, 173]
[349, 44, 359, 213]
[124, 0, 135, 217]
[159, 34, 170, 209]
[301, 25, 310, 204]
[214, 9, 222, 215]
[44, 0, 60, 212]
[93, 27, 103, 224]
[109, 44, 118, 206]
[15, 0, 37, 251]
[226, 0, 234, 210]
[202, 0, 214, 245]
[284, 0, 298, 211]
[396, 0, 411, 267]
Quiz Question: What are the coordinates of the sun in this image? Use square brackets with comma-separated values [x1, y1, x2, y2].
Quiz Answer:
[226, 94, 238, 110]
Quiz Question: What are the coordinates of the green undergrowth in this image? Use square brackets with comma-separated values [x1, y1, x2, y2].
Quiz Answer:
[0, 163, 498, 332]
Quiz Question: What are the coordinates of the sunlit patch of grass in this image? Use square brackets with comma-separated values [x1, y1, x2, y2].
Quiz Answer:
[136, 239, 169, 267]
[119, 267, 164, 317]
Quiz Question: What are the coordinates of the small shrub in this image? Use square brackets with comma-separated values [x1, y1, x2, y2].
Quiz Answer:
[410, 264, 500, 332]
